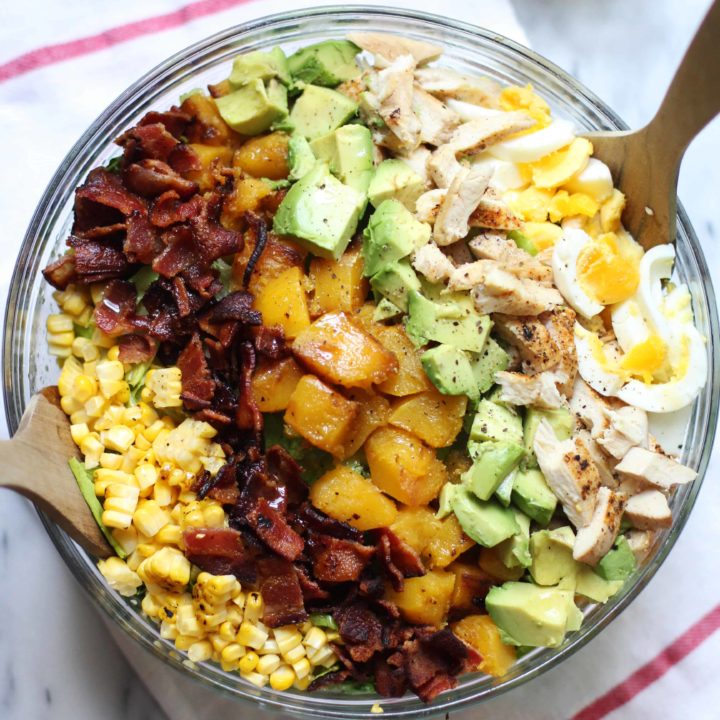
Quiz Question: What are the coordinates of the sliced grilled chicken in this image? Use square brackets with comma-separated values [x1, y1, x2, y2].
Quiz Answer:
[469, 232, 553, 285]
[448, 114, 535, 155]
[615, 447, 697, 491]
[597, 406, 649, 459]
[533, 420, 601, 528]
[376, 55, 421, 151]
[624, 490, 673, 530]
[412, 242, 455, 283]
[434, 165, 492, 245]
[626, 529, 656, 562]
[398, 145, 432, 186]
[569, 378, 611, 438]
[413, 87, 461, 146]
[468, 187, 523, 231]
[415, 188, 446, 224]
[472, 267, 563, 315]
[427, 144, 464, 188]
[542, 307, 578, 396]
[493, 314, 561, 375]
[348, 33, 442, 67]
[447, 259, 496, 290]
[575, 429, 618, 488]
[495, 370, 566, 409]
[573, 486, 626, 565]
[415, 66, 502, 106]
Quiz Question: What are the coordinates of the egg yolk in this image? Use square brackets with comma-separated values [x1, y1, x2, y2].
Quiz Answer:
[619, 334, 667, 383]
[500, 84, 552, 129]
[576, 232, 640, 305]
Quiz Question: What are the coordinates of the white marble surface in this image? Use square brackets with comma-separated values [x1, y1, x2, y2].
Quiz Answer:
[1, 1, 718, 718]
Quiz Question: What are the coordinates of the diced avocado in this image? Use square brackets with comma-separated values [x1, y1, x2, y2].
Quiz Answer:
[373, 297, 402, 322]
[486, 582, 581, 648]
[469, 338, 509, 396]
[287, 134, 316, 181]
[367, 159, 426, 212]
[507, 229, 538, 256]
[511, 468, 558, 526]
[363, 200, 431, 277]
[596, 535, 637, 582]
[310, 124, 374, 195]
[228, 47, 290, 88]
[523, 407, 574, 467]
[406, 290, 492, 354]
[421, 345, 478, 401]
[289, 85, 358, 141]
[288, 40, 361, 87]
[495, 468, 516, 507]
[463, 440, 525, 501]
[575, 565, 624, 603]
[529, 527, 577, 585]
[469, 399, 523, 446]
[216, 78, 288, 135]
[436, 481, 459, 520]
[273, 163, 364, 260]
[370, 261, 421, 312]
[497, 511, 532, 569]
[450, 487, 519, 548]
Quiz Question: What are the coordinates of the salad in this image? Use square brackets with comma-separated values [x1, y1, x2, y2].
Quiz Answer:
[41, 32, 706, 703]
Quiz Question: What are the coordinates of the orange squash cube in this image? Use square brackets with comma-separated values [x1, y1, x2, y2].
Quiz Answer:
[251, 357, 305, 412]
[284, 375, 358, 456]
[180, 93, 234, 146]
[374, 325, 433, 397]
[340, 389, 391, 459]
[222, 177, 273, 227]
[365, 426, 446, 506]
[478, 546, 525, 582]
[309, 246, 369, 317]
[390, 506, 442, 555]
[448, 562, 494, 612]
[233, 131, 289, 180]
[384, 569, 456, 626]
[253, 266, 311, 339]
[452, 615, 517, 677]
[185, 144, 234, 192]
[309, 465, 397, 530]
[233, 236, 304, 294]
[389, 389, 467, 448]
[425, 514, 475, 569]
[292, 312, 398, 389]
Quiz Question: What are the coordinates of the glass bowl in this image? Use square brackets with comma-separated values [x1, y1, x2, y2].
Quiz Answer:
[4, 6, 719, 718]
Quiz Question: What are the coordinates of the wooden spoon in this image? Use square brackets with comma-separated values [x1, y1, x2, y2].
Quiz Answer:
[0, 387, 112, 557]
[583, 0, 720, 249]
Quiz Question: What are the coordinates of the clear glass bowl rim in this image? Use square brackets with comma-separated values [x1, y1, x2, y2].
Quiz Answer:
[3, 5, 719, 719]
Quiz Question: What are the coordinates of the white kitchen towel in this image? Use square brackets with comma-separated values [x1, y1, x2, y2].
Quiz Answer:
[0, 2, 718, 720]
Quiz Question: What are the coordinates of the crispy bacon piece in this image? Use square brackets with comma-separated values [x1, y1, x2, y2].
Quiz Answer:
[124, 211, 163, 264]
[295, 503, 364, 543]
[335, 602, 384, 662]
[70, 236, 137, 283]
[118, 333, 158, 363]
[124, 159, 198, 199]
[266, 446, 308, 509]
[242, 213, 268, 287]
[236, 341, 263, 442]
[308, 535, 375, 583]
[248, 497, 304, 562]
[375, 656, 408, 697]
[94, 279, 140, 336]
[139, 108, 192, 139]
[376, 528, 426, 591]
[177, 333, 216, 410]
[183, 527, 258, 585]
[73, 168, 146, 232]
[117, 122, 179, 162]
[150, 191, 204, 228]
[252, 325, 288, 359]
[42, 254, 77, 290]
[258, 557, 308, 627]
[295, 565, 330, 601]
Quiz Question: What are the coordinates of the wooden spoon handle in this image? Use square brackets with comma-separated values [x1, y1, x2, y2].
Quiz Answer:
[649, 0, 720, 163]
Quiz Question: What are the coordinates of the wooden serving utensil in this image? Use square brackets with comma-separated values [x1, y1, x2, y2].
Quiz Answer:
[583, 0, 720, 249]
[0, 387, 112, 557]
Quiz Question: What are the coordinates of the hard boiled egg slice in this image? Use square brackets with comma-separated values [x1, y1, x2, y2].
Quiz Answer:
[471, 154, 529, 193]
[552, 228, 604, 318]
[445, 99, 503, 122]
[488, 119, 575, 163]
[617, 325, 707, 412]
[563, 158, 614, 202]
[574, 324, 626, 396]
[611, 299, 650, 354]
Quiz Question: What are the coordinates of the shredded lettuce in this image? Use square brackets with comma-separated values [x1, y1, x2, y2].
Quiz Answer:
[130, 266, 159, 304]
[332, 681, 376, 695]
[309, 613, 338, 630]
[105, 156, 123, 173]
[68, 458, 127, 558]
[73, 322, 94, 339]
[211, 259, 233, 299]
[125, 361, 153, 406]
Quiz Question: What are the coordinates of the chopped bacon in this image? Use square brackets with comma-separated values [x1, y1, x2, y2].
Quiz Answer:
[295, 565, 330, 601]
[176, 333, 216, 410]
[335, 602, 384, 662]
[252, 325, 288, 359]
[118, 333, 158, 363]
[295, 503, 364, 543]
[73, 168, 146, 232]
[376, 528, 425, 591]
[266, 446, 308, 509]
[236, 341, 263, 441]
[242, 213, 268, 287]
[70, 236, 136, 283]
[183, 527, 258, 585]
[138, 108, 192, 139]
[258, 557, 308, 627]
[308, 669, 350, 692]
[150, 191, 204, 228]
[308, 535, 375, 583]
[117, 122, 179, 162]
[248, 497, 304, 562]
[124, 160, 198, 199]
[124, 211, 163, 264]
[374, 656, 408, 697]
[42, 254, 77, 290]
[94, 279, 139, 336]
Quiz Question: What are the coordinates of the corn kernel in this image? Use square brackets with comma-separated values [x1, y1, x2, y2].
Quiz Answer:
[133, 500, 170, 537]
[63, 293, 88, 317]
[106, 347, 121, 362]
[58, 356, 83, 397]
[210, 634, 231, 653]
[134, 434, 151, 451]
[202, 503, 226, 529]
[325, 631, 340, 643]
[83, 361, 98, 377]
[100, 452, 123, 470]
[155, 523, 182, 546]
[142, 592, 163, 618]
[244, 593, 264, 623]
[111, 526, 138, 555]
[48, 343, 72, 358]
[47, 313, 74, 334]
[219, 621, 238, 642]
[80, 433, 104, 469]
[134, 464, 158, 492]
[146, 367, 183, 408]
[294, 676, 312, 691]
[84, 395, 108, 419]
[70, 410, 91, 426]
[61, 396, 83, 415]
[120, 446, 144, 474]
[283, 644, 305, 665]
[174, 634, 198, 651]
[303, 626, 327, 651]
[259, 639, 280, 655]
[269, 665, 295, 691]
[96, 358, 124, 380]
[310, 646, 337, 668]
[72, 337, 99, 362]
[292, 658, 311, 680]
[176, 605, 204, 638]
[221, 643, 246, 664]
[137, 546, 191, 594]
[237, 621, 268, 650]
[160, 620, 178, 640]
[241, 671, 268, 688]
[238, 651, 259, 673]
[73, 375, 97, 403]
[97, 556, 142, 597]
[70, 422, 90, 446]
[257, 654, 281, 675]
[103, 483, 139, 529]
[153, 480, 174, 507]
[188, 640, 213, 663]
[226, 606, 244, 627]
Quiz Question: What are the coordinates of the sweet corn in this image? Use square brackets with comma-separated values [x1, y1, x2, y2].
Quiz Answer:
[175, 604, 204, 638]
[97, 557, 142, 597]
[85, 395, 108, 419]
[80, 433, 104, 469]
[221, 642, 247, 666]
[72, 375, 98, 403]
[238, 650, 259, 673]
[160, 620, 178, 641]
[61, 396, 83, 416]
[244, 593, 264, 623]
[188, 641, 213, 663]
[153, 480, 174, 507]
[241, 671, 268, 688]
[70, 422, 90, 446]
[47, 313, 74, 334]
[202, 503, 226, 528]
[137, 546, 191, 594]
[303, 626, 327, 651]
[257, 654, 281, 675]
[283, 644, 306, 665]
[269, 665, 295, 691]
[100, 452, 123, 470]
[292, 658, 311, 680]
[175, 634, 199, 651]
[219, 621, 238, 642]
[275, 627, 303, 656]
[72, 336, 99, 362]
[259, 639, 280, 656]
[146, 367, 183, 408]
[133, 500, 170, 537]
[102, 483, 140, 529]
[237, 621, 268, 650]
[111, 526, 138, 556]
[58, 356, 83, 397]
[134, 463, 158, 493]
[210, 633, 231, 654]
[155, 523, 182, 546]
[70, 409, 91, 426]
[142, 592, 163, 619]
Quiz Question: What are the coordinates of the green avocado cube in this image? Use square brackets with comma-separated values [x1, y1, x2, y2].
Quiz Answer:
[288, 40, 361, 87]
[287, 134, 316, 181]
[596, 535, 637, 582]
[367, 159, 426, 212]
[497, 511, 532, 569]
[216, 78, 288, 135]
[420, 344, 478, 400]
[311, 124, 375, 195]
[463, 440, 525, 501]
[495, 469, 517, 507]
[369, 261, 421, 312]
[529, 527, 577, 586]
[228, 47, 290, 88]
[363, 200, 431, 277]
[511, 468, 558, 526]
[289, 85, 358, 141]
[469, 338, 510, 396]
[272, 163, 364, 260]
[574, 565, 624, 602]
[524, 407, 574, 467]
[469, 399, 523, 446]
[450, 487, 519, 548]
[507, 229, 538, 256]
[373, 298, 403, 322]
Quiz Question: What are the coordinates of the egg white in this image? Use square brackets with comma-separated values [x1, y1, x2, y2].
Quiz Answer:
[489, 119, 575, 163]
[611, 299, 650, 354]
[445, 99, 503, 122]
[471, 154, 528, 194]
[574, 324, 626, 396]
[563, 158, 613, 202]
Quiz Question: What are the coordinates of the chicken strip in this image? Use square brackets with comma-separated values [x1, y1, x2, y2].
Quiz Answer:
[447, 259, 497, 290]
[376, 55, 421, 150]
[541, 307, 578, 396]
[415, 66, 502, 106]
[412, 242, 455, 283]
[495, 370, 566, 409]
[415, 188, 446, 224]
[413, 87, 461, 146]
[575, 429, 618, 488]
[568, 378, 611, 437]
[533, 420, 601, 528]
[493, 314, 561, 374]
[472, 267, 563, 315]
[573, 486, 626, 565]
[468, 188, 523, 231]
[597, 406, 648, 459]
[348, 32, 442, 66]
[624, 490, 673, 530]
[469, 232, 553, 285]
[615, 446, 697, 491]
[434, 165, 492, 245]
[398, 145, 432, 186]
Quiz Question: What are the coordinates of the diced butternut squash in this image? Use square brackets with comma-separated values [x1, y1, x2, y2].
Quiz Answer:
[390, 506, 442, 555]
[309, 465, 397, 530]
[340, 389, 391, 459]
[222, 177, 273, 227]
[374, 325, 433, 397]
[181, 93, 234, 146]
[478, 546, 525, 582]
[385, 569, 456, 626]
[309, 246, 369, 317]
[448, 562, 494, 612]
[251, 357, 304, 412]
[186, 143, 234, 191]
[389, 389, 467, 448]
[237, 236, 304, 296]
[284, 375, 358, 456]
[365, 426, 446, 506]
[352, 302, 382, 333]
[425, 514, 475, 569]
[253, 266, 311, 339]
[233, 131, 289, 180]
[452, 615, 517, 677]
[292, 312, 398, 389]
